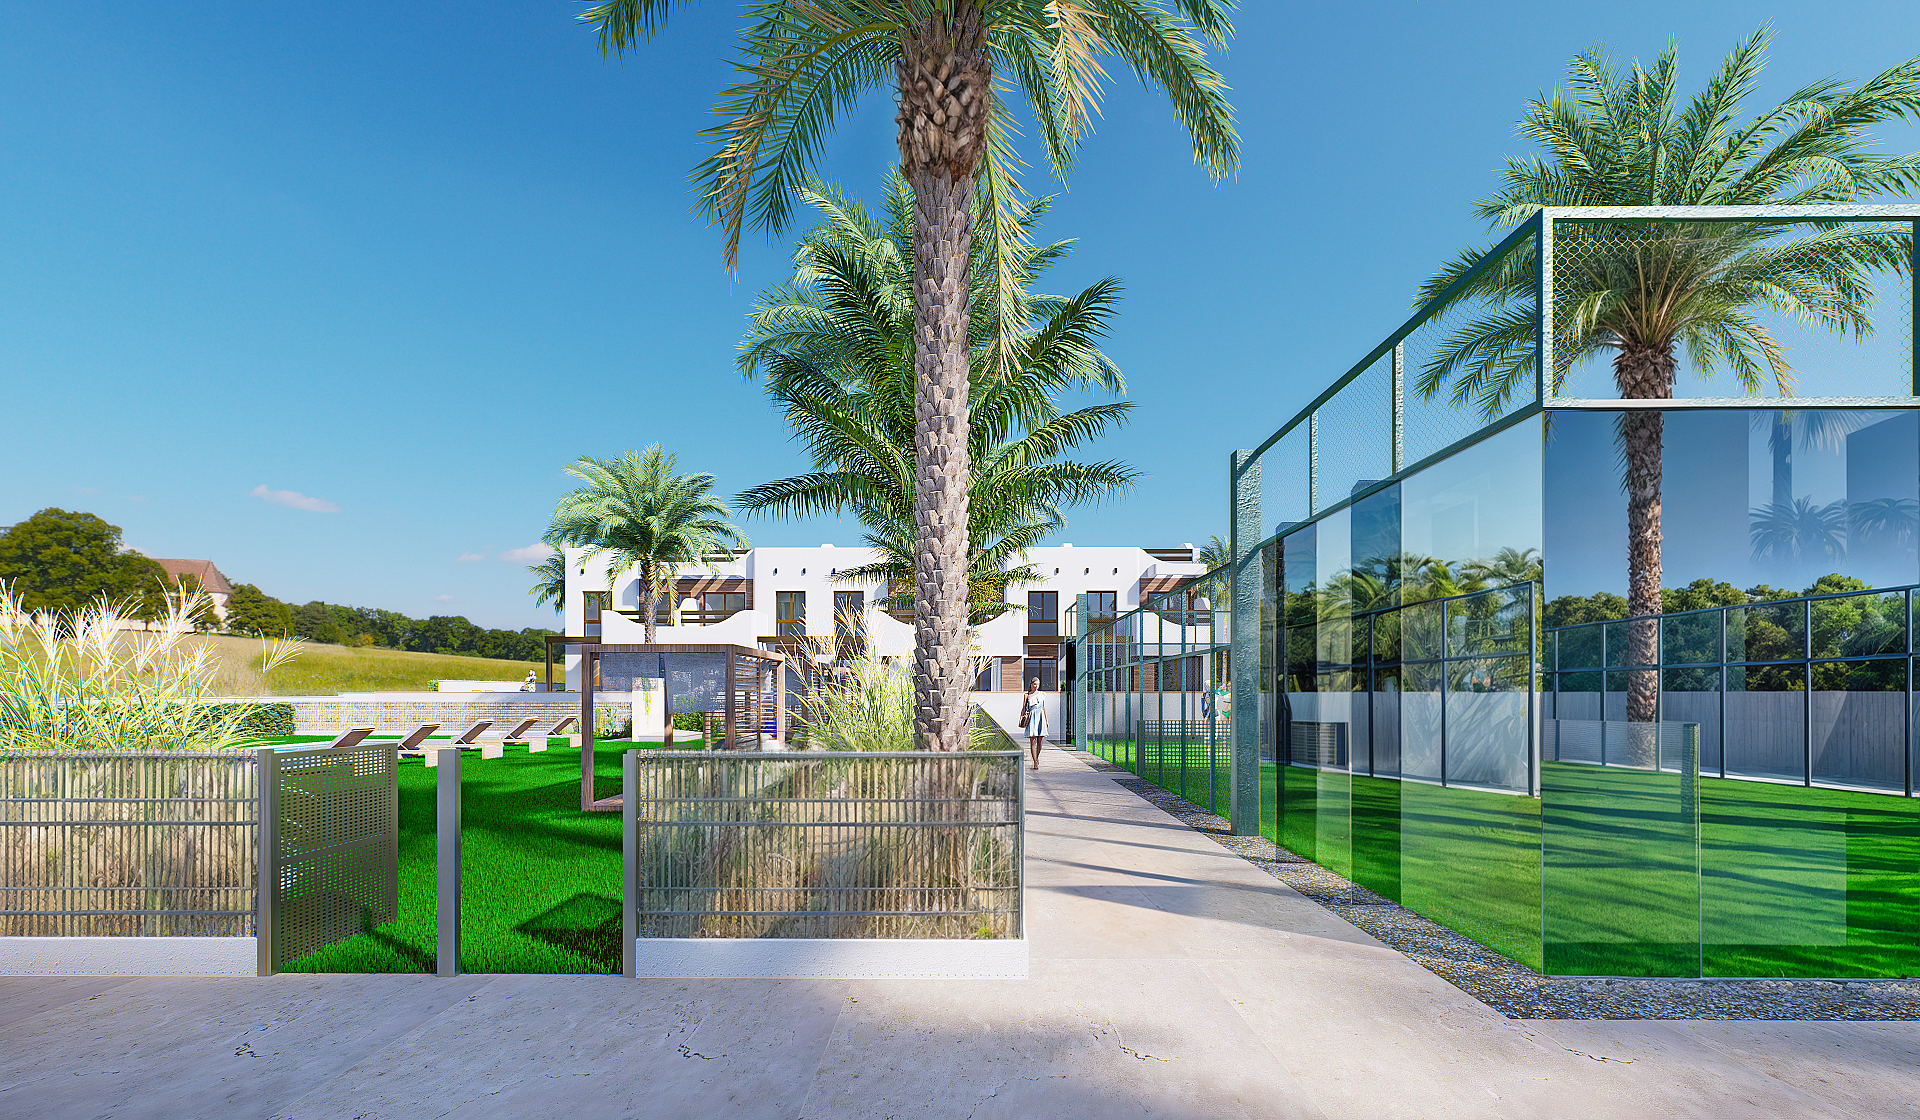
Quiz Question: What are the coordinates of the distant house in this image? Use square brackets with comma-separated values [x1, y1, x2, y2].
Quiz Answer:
[149, 558, 233, 621]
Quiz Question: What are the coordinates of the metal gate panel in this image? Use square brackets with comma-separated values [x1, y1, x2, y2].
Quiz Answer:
[257, 741, 398, 974]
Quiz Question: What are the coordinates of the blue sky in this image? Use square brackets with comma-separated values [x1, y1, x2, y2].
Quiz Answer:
[5, 2, 1918, 630]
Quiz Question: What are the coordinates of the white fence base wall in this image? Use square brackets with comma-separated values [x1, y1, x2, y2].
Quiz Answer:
[0, 937, 257, 976]
[628, 937, 1028, 980]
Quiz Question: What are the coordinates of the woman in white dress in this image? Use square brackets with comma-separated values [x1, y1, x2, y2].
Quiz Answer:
[1021, 677, 1048, 771]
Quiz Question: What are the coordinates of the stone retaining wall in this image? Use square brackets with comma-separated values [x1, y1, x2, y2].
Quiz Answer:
[263, 694, 623, 736]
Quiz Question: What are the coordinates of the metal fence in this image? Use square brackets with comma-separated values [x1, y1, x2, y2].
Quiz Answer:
[257, 741, 399, 974]
[1547, 583, 1917, 793]
[621, 750, 1023, 943]
[0, 751, 258, 937]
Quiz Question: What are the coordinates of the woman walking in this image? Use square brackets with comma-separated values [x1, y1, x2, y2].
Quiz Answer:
[1020, 677, 1048, 771]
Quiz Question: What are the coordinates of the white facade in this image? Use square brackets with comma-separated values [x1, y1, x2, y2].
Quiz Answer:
[559, 542, 1209, 722]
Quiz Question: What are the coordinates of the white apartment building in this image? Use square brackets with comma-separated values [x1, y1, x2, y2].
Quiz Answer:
[558, 542, 1210, 734]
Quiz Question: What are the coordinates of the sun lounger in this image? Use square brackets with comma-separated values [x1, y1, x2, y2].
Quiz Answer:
[509, 715, 577, 753]
[470, 717, 541, 759]
[426, 720, 493, 767]
[322, 727, 376, 750]
[389, 724, 444, 759]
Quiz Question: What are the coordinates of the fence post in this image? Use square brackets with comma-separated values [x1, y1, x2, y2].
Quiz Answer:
[255, 746, 276, 977]
[435, 747, 461, 978]
[623, 747, 637, 978]
[1229, 448, 1262, 836]
[1074, 594, 1089, 755]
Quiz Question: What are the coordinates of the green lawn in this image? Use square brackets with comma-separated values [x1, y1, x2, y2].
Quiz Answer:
[1089, 733, 1920, 978]
[281, 737, 688, 974]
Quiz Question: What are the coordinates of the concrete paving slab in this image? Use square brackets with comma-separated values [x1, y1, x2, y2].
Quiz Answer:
[1, 749, 1915, 1120]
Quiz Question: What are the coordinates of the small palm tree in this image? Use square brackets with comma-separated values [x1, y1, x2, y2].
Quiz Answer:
[577, 1, 1236, 751]
[526, 551, 569, 615]
[736, 176, 1137, 629]
[1418, 30, 1920, 723]
[543, 446, 747, 643]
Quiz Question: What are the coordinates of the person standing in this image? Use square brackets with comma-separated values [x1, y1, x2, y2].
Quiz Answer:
[1020, 677, 1048, 771]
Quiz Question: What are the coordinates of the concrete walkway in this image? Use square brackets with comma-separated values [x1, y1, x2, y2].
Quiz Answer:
[2, 751, 1916, 1120]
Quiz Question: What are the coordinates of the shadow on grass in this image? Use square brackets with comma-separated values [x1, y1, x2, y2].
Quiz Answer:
[516, 892, 624, 971]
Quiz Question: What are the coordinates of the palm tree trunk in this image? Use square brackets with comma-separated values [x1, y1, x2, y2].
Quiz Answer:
[1614, 341, 1675, 735]
[640, 560, 658, 645]
[898, 8, 988, 753]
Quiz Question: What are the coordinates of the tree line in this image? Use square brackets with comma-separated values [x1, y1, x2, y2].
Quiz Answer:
[0, 508, 553, 663]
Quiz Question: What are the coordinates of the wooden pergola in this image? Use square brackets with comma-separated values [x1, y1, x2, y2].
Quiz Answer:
[573, 643, 787, 811]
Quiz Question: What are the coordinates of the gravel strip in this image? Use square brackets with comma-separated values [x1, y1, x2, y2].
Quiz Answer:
[1064, 749, 1920, 1021]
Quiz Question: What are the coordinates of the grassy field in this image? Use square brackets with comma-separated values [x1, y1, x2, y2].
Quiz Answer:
[283, 737, 688, 975]
[185, 635, 545, 695]
[1090, 734, 1920, 978]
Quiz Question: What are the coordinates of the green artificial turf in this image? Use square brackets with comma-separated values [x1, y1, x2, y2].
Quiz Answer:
[1090, 733, 1919, 978]
[284, 737, 690, 974]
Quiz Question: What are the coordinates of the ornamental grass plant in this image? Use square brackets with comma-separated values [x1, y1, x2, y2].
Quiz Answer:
[0, 583, 300, 752]
[631, 649, 1019, 939]
[0, 585, 305, 936]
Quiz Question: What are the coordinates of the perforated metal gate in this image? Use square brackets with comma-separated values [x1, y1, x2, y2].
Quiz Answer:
[256, 741, 398, 975]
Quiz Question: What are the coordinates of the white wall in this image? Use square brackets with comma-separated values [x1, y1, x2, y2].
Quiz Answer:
[564, 542, 1204, 690]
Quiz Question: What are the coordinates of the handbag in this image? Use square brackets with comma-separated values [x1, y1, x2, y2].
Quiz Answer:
[1017, 700, 1030, 730]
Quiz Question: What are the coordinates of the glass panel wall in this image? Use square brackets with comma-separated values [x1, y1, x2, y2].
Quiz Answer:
[1543, 404, 1920, 977]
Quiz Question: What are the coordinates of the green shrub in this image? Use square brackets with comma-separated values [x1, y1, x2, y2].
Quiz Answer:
[201, 702, 295, 739]
[671, 712, 704, 731]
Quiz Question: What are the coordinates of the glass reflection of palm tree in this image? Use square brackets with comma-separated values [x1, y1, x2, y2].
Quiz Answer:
[1850, 497, 1920, 550]
[1749, 497, 1848, 564]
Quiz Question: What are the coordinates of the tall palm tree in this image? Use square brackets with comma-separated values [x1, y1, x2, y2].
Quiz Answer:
[527, 551, 570, 615]
[1417, 29, 1920, 723]
[736, 176, 1137, 629]
[543, 446, 747, 642]
[577, 1, 1236, 750]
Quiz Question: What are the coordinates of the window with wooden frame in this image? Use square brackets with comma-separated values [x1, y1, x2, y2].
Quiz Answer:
[654, 590, 747, 627]
[1027, 591, 1059, 637]
[1088, 590, 1118, 626]
[776, 591, 806, 637]
[833, 591, 865, 637]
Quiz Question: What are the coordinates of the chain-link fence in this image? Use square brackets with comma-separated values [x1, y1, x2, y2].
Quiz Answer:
[1546, 215, 1914, 400]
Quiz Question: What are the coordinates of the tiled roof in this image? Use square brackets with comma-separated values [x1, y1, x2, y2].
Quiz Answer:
[150, 558, 233, 596]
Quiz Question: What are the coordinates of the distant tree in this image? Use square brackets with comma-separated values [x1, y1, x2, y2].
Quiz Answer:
[293, 601, 345, 645]
[0, 508, 169, 618]
[224, 584, 296, 636]
[1662, 579, 1748, 614]
[1543, 591, 1630, 630]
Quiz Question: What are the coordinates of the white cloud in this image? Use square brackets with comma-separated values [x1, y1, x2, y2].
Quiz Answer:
[455, 552, 488, 564]
[250, 485, 340, 513]
[434, 594, 455, 603]
[70, 485, 100, 497]
[497, 543, 555, 563]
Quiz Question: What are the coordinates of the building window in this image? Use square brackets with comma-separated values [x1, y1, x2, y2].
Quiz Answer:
[974, 659, 1000, 691]
[1023, 657, 1058, 692]
[1028, 591, 1059, 637]
[583, 591, 608, 622]
[834, 591, 865, 637]
[1088, 591, 1118, 626]
[664, 591, 747, 626]
[776, 591, 806, 637]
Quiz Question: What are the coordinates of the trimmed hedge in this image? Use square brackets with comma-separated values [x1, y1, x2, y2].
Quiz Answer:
[202, 702, 296, 739]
